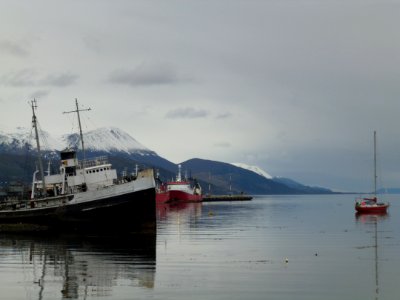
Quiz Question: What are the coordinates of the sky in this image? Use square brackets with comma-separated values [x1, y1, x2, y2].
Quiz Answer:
[1, 0, 400, 192]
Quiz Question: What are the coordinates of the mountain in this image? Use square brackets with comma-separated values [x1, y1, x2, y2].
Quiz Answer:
[1, 126, 154, 155]
[230, 163, 273, 179]
[59, 127, 177, 173]
[230, 162, 332, 194]
[0, 127, 333, 194]
[61, 127, 151, 154]
[376, 188, 400, 194]
[272, 177, 332, 194]
[181, 158, 324, 195]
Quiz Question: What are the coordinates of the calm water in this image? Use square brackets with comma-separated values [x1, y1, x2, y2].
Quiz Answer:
[0, 194, 399, 300]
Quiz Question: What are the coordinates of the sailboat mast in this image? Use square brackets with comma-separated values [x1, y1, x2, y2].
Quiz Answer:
[31, 99, 46, 196]
[374, 130, 377, 197]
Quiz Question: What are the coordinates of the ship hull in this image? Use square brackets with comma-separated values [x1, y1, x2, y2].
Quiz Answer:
[168, 190, 202, 203]
[0, 181, 156, 233]
[155, 191, 170, 204]
[155, 191, 202, 203]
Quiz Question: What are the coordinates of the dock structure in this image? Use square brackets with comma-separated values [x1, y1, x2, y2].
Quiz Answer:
[202, 194, 253, 202]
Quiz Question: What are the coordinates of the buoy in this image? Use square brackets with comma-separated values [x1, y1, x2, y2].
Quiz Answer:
[285, 258, 288, 263]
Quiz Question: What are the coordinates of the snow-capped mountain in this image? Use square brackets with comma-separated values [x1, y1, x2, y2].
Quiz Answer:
[0, 127, 334, 194]
[0, 126, 154, 155]
[231, 163, 273, 179]
[0, 127, 64, 152]
[61, 127, 151, 155]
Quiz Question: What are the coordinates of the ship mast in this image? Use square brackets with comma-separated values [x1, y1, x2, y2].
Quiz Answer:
[63, 98, 91, 161]
[31, 99, 46, 196]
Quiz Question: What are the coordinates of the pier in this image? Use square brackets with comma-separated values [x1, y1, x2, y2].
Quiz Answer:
[202, 194, 253, 202]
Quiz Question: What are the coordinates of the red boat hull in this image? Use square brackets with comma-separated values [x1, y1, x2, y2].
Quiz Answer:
[156, 191, 170, 204]
[355, 203, 389, 213]
[168, 190, 202, 203]
[155, 191, 202, 203]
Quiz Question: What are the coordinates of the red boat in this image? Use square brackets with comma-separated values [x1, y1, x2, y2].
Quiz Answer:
[156, 165, 202, 203]
[355, 197, 389, 214]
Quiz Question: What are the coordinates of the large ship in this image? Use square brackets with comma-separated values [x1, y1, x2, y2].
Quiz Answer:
[156, 165, 202, 203]
[0, 100, 156, 232]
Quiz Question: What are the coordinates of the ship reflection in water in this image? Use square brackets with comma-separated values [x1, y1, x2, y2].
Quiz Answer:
[0, 233, 156, 299]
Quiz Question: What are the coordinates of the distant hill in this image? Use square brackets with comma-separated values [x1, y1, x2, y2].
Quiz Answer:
[272, 177, 332, 194]
[181, 158, 332, 195]
[376, 188, 400, 194]
[230, 162, 273, 179]
[0, 127, 333, 194]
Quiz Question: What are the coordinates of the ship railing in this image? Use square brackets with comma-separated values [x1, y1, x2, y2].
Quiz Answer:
[79, 156, 109, 168]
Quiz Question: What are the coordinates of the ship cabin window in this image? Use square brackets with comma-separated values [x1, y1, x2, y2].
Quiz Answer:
[86, 167, 111, 174]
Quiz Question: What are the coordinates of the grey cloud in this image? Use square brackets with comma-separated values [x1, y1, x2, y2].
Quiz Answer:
[0, 69, 36, 86]
[40, 73, 79, 87]
[109, 63, 179, 86]
[30, 90, 50, 99]
[0, 70, 78, 87]
[216, 112, 232, 119]
[83, 35, 102, 53]
[0, 40, 29, 57]
[214, 142, 231, 148]
[165, 107, 209, 119]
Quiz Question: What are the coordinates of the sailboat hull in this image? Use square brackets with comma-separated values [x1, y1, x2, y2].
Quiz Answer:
[355, 203, 389, 214]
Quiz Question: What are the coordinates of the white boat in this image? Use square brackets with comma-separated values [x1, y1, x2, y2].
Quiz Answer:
[0, 99, 156, 232]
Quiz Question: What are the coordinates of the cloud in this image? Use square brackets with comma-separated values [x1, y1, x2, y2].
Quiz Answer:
[214, 142, 231, 148]
[0, 69, 78, 87]
[165, 107, 209, 119]
[0, 40, 29, 57]
[39, 73, 78, 87]
[82, 35, 102, 53]
[0, 69, 36, 86]
[30, 90, 50, 99]
[108, 62, 180, 86]
[216, 112, 232, 119]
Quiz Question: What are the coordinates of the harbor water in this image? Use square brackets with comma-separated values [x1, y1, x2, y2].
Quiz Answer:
[0, 194, 399, 299]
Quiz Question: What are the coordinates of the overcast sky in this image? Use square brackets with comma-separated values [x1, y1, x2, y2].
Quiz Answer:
[1, 0, 400, 192]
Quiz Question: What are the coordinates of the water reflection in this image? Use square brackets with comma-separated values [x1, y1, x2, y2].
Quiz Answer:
[156, 202, 202, 222]
[355, 212, 389, 223]
[355, 212, 387, 300]
[0, 232, 156, 299]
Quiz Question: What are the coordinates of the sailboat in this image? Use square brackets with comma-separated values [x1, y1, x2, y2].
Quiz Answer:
[0, 99, 156, 231]
[355, 131, 389, 214]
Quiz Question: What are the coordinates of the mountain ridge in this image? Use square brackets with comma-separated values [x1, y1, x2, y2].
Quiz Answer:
[0, 127, 333, 194]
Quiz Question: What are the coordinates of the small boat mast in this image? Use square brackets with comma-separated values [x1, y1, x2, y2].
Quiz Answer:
[373, 130, 377, 199]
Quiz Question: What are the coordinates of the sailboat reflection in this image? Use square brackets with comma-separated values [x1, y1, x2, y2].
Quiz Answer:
[0, 233, 156, 299]
[355, 212, 388, 300]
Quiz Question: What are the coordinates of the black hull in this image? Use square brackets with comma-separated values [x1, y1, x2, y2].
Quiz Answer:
[0, 188, 156, 233]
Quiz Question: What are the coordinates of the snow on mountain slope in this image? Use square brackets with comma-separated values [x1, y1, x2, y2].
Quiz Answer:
[231, 163, 273, 179]
[0, 126, 152, 154]
[0, 127, 63, 151]
[61, 127, 151, 154]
